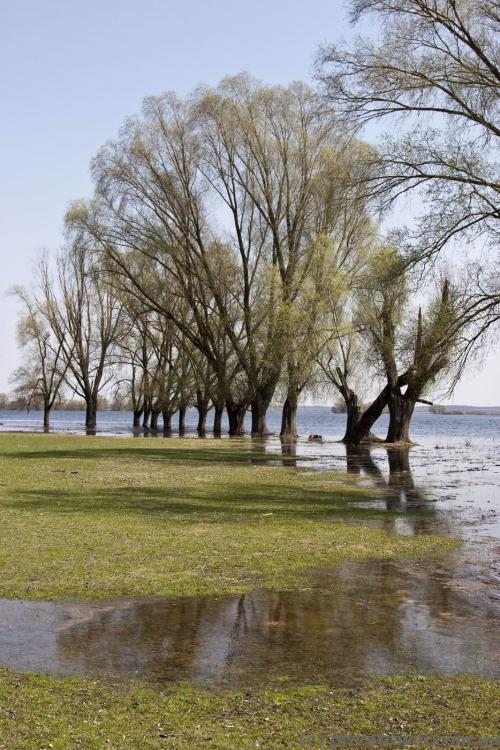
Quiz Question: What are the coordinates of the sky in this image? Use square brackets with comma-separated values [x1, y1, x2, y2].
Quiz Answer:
[0, 0, 497, 404]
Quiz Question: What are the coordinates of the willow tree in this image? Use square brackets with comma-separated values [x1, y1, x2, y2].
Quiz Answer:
[69, 75, 358, 436]
[317, 283, 369, 443]
[116, 310, 153, 429]
[193, 76, 357, 434]
[277, 138, 376, 439]
[317, 0, 500, 339]
[359, 247, 464, 443]
[317, 283, 395, 444]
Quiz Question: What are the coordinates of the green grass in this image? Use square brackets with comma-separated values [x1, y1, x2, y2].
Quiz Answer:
[0, 433, 455, 600]
[0, 433, 493, 749]
[1, 670, 498, 749]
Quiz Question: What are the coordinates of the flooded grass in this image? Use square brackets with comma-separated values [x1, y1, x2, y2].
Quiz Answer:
[0, 434, 454, 600]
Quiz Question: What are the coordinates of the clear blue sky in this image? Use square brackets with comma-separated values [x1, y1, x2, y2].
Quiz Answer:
[0, 0, 497, 403]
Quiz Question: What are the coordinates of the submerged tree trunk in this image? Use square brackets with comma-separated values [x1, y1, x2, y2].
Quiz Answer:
[162, 410, 173, 434]
[85, 397, 97, 430]
[345, 384, 392, 444]
[332, 368, 382, 445]
[280, 394, 298, 439]
[226, 400, 246, 436]
[178, 405, 187, 434]
[142, 403, 151, 429]
[386, 393, 415, 444]
[340, 389, 362, 443]
[213, 403, 224, 435]
[133, 409, 143, 429]
[150, 409, 160, 431]
[43, 401, 50, 433]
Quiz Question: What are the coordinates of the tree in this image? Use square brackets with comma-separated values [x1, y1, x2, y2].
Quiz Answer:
[116, 309, 153, 429]
[278, 140, 376, 439]
[317, 0, 500, 343]
[317, 282, 372, 443]
[68, 75, 364, 436]
[38, 241, 123, 431]
[10, 284, 69, 430]
[359, 247, 464, 443]
[195, 76, 351, 434]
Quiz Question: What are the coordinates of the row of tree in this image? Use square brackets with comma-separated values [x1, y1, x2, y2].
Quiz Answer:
[11, 1, 499, 444]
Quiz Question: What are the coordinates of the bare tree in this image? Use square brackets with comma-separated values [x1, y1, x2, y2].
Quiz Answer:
[39, 242, 123, 431]
[10, 284, 69, 431]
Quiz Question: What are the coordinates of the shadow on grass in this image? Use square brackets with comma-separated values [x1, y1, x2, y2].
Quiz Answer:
[0, 445, 301, 467]
[5, 480, 431, 525]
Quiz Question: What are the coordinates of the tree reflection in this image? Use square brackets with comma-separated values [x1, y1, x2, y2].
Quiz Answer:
[54, 558, 500, 687]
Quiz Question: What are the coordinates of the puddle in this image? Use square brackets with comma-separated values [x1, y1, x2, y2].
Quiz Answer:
[1, 557, 499, 687]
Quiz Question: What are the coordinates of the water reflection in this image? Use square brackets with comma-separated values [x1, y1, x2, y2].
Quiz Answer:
[280, 439, 297, 467]
[0, 559, 498, 686]
[346, 446, 429, 507]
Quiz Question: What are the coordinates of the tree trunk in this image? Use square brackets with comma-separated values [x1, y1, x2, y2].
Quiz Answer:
[251, 386, 274, 436]
[195, 390, 210, 434]
[43, 402, 50, 433]
[386, 392, 415, 444]
[196, 408, 208, 433]
[162, 411, 173, 434]
[133, 409, 143, 429]
[150, 409, 160, 431]
[226, 400, 246, 436]
[213, 404, 223, 436]
[196, 406, 208, 433]
[85, 397, 97, 430]
[142, 404, 151, 429]
[178, 405, 186, 434]
[341, 390, 362, 443]
[280, 395, 298, 440]
[346, 384, 391, 444]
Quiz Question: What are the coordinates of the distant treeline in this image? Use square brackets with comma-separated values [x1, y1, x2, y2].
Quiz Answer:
[0, 394, 128, 412]
[429, 404, 500, 416]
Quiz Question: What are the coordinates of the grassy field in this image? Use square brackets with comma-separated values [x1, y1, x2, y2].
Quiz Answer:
[0, 432, 455, 600]
[1, 432, 494, 749]
[1, 670, 499, 749]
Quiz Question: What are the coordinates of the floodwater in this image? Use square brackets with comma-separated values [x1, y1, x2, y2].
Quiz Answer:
[0, 408, 499, 686]
[0, 557, 499, 687]
[1, 405, 500, 444]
